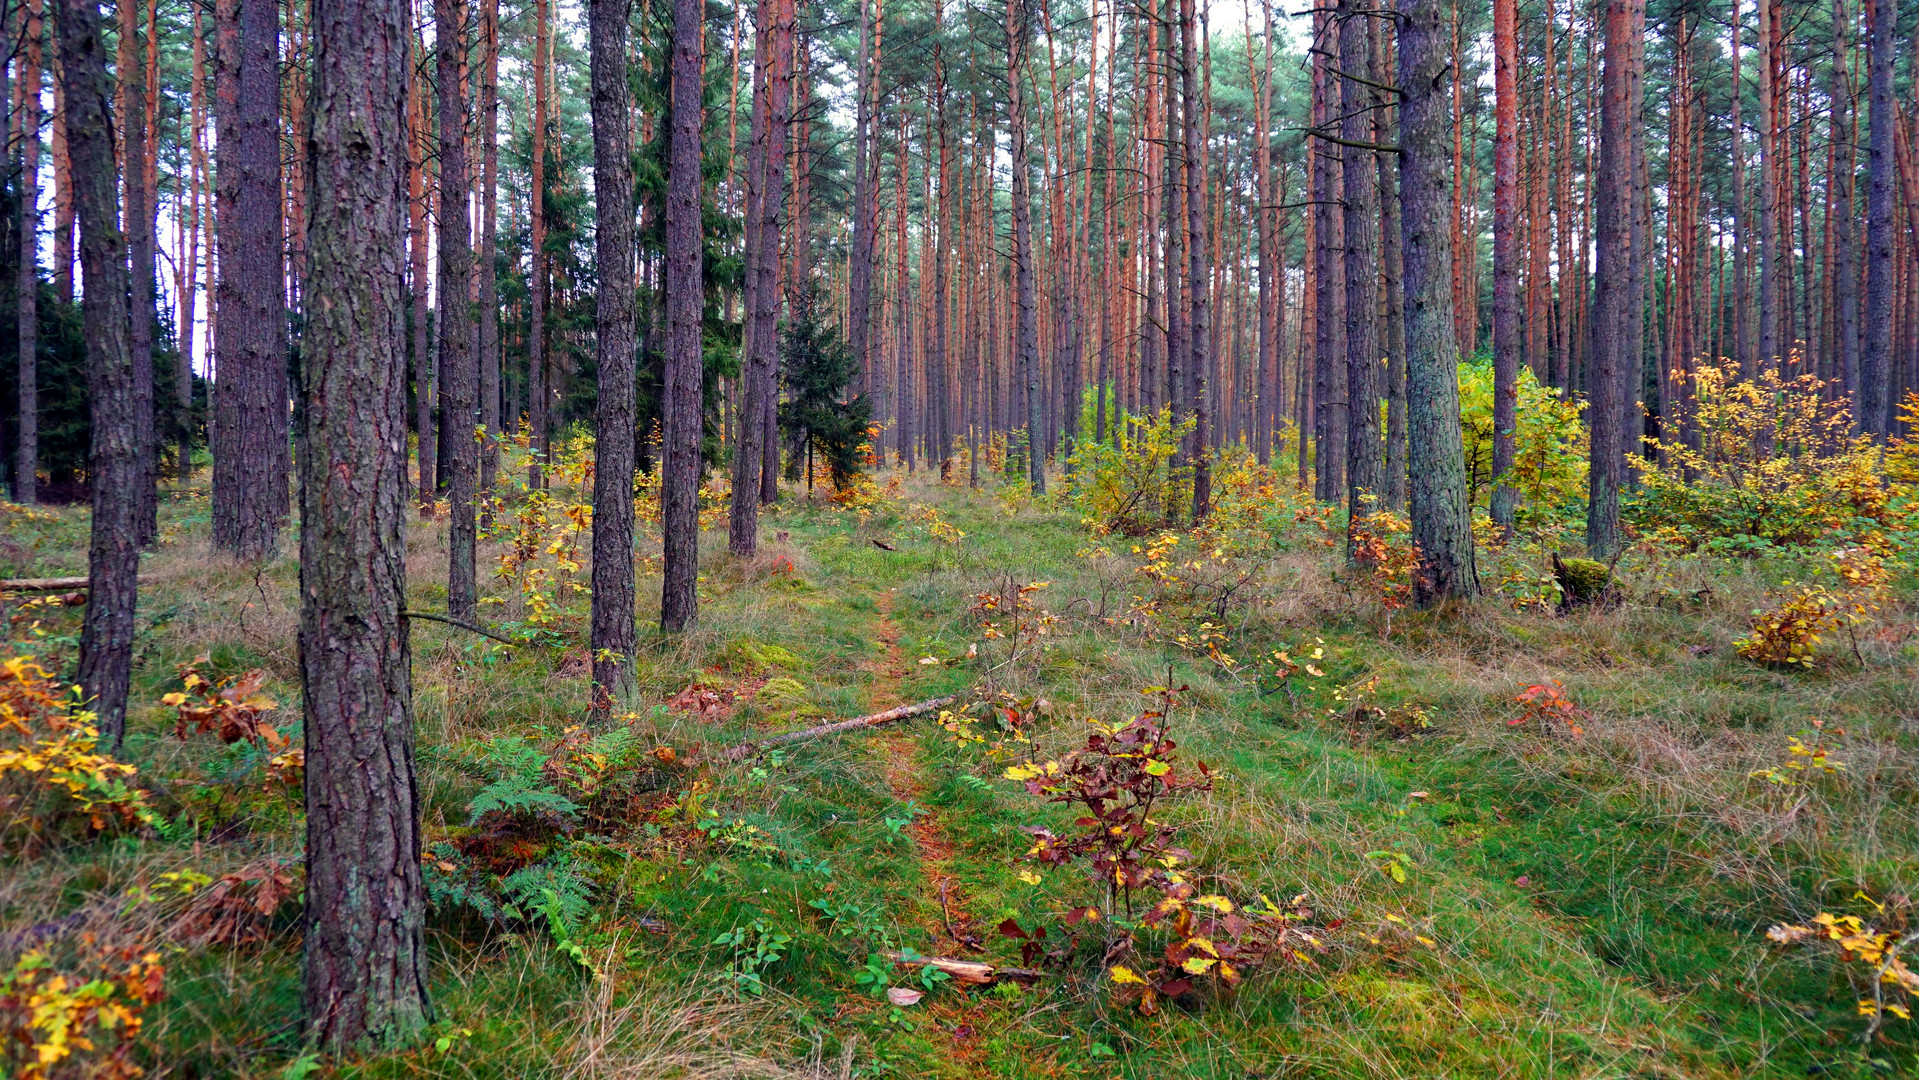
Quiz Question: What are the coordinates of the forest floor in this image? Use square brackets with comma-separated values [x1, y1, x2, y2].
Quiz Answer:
[1, 466, 1916, 1079]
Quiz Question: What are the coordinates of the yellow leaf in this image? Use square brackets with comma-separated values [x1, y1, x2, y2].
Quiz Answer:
[1191, 895, 1234, 913]
[1017, 870, 1042, 885]
[1108, 965, 1148, 986]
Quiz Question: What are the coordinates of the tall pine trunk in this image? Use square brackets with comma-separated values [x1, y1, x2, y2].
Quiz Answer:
[1311, 8, 1345, 502]
[435, 0, 476, 617]
[1008, 0, 1044, 495]
[211, 0, 290, 561]
[1586, 0, 1637, 557]
[1339, 0, 1381, 534]
[1862, 0, 1895, 437]
[15, 0, 42, 505]
[1182, 0, 1210, 519]
[61, 0, 139, 746]
[660, 0, 704, 631]
[477, 0, 500, 503]
[1399, 0, 1478, 603]
[300, 0, 432, 1042]
[1490, 0, 1520, 528]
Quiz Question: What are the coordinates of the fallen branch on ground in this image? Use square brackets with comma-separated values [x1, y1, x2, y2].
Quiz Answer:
[402, 610, 522, 646]
[1, 576, 90, 592]
[721, 695, 958, 760]
[883, 950, 1044, 985]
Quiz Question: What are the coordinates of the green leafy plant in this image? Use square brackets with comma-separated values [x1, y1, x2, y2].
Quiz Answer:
[713, 919, 793, 996]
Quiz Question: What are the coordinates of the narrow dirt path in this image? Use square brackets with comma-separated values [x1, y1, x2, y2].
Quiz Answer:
[865, 589, 991, 1070]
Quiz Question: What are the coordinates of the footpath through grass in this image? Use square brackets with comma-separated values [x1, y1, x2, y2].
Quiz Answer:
[0, 469, 1915, 1079]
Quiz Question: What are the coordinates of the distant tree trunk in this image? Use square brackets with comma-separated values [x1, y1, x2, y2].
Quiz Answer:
[212, 0, 290, 561]
[477, 0, 501, 505]
[181, 0, 206, 483]
[527, 0, 549, 488]
[1756, 0, 1780, 367]
[60, 0, 139, 747]
[408, 22, 433, 505]
[1249, 0, 1274, 464]
[1008, 0, 1044, 495]
[119, 0, 158, 545]
[587, 0, 636, 716]
[1862, 0, 1895, 438]
[847, 0, 881, 396]
[1377, 19, 1407, 510]
[1830, 0, 1860, 411]
[1339, 0, 1381, 537]
[660, 0, 704, 632]
[1586, 0, 1636, 557]
[1311, 7, 1345, 503]
[732, 0, 794, 553]
[16, 0, 42, 505]
[300, 0, 432, 1043]
[1398, 0, 1478, 604]
[436, 0, 476, 618]
[1181, 0, 1210, 519]
[1490, 0, 1520, 528]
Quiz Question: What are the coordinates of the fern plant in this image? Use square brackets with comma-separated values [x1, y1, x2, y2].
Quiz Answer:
[463, 737, 581, 825]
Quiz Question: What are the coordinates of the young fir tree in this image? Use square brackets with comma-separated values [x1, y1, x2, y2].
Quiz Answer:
[779, 284, 872, 492]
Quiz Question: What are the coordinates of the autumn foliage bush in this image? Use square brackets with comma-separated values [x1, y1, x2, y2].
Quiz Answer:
[0, 658, 154, 849]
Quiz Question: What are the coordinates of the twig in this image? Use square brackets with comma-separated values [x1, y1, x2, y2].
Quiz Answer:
[882, 950, 1044, 985]
[721, 695, 958, 761]
[402, 610, 522, 646]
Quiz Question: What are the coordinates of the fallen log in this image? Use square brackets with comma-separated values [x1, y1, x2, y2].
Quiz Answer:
[882, 950, 1044, 985]
[721, 694, 958, 761]
[1, 576, 89, 592]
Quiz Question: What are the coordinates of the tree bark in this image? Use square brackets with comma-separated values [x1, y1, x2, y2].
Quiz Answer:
[435, 0, 476, 617]
[587, 0, 637, 716]
[1182, 0, 1210, 519]
[1586, 0, 1636, 557]
[1863, 0, 1895, 438]
[1008, 0, 1044, 495]
[16, 0, 42, 505]
[1490, 0, 1519, 528]
[119, 0, 158, 546]
[1397, 0, 1478, 604]
[660, 0, 704, 632]
[847, 0, 881, 396]
[300, 0, 433, 1042]
[212, 0, 290, 560]
[477, 0, 500, 505]
[1311, 8, 1346, 503]
[527, 0, 549, 487]
[408, 16, 434, 505]
[1340, 0, 1381, 536]
[1830, 0, 1859, 410]
[61, 0, 139, 746]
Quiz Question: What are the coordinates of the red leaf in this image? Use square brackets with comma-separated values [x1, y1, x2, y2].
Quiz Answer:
[997, 918, 1029, 940]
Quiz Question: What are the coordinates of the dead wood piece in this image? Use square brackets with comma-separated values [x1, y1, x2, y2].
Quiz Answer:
[721, 695, 957, 761]
[1, 576, 90, 592]
[883, 950, 1044, 985]
[401, 610, 521, 646]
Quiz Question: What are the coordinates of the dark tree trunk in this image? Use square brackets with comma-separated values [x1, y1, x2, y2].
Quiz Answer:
[477, 0, 500, 505]
[1831, 0, 1860, 412]
[588, 0, 637, 716]
[1862, 0, 1895, 437]
[1008, 0, 1044, 495]
[1340, 0, 1381, 535]
[660, 0, 704, 632]
[1311, 8, 1345, 503]
[1182, 0, 1210, 519]
[1490, 0, 1519, 528]
[122, 0, 158, 546]
[527, 0, 548, 488]
[16, 0, 41, 505]
[1377, 19, 1406, 511]
[436, 0, 476, 617]
[212, 0, 290, 561]
[409, 29, 434, 505]
[847, 0, 879, 396]
[1398, 0, 1478, 604]
[731, 0, 792, 551]
[300, 0, 432, 1043]
[62, 0, 140, 747]
[1586, 0, 1636, 557]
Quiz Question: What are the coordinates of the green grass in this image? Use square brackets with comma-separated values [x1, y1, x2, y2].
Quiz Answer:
[2, 466, 1915, 1079]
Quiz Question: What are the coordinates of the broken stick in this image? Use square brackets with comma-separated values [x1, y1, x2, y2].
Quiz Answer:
[722, 694, 958, 761]
[882, 950, 1044, 985]
[1, 576, 90, 592]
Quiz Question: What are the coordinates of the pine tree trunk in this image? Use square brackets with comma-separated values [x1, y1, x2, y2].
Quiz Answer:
[477, 0, 500, 503]
[527, 0, 549, 487]
[436, 0, 476, 617]
[1311, 8, 1345, 503]
[300, 0, 432, 1042]
[60, 0, 139, 747]
[732, 0, 774, 549]
[16, 0, 42, 505]
[119, 0, 158, 546]
[1007, 0, 1044, 495]
[587, 0, 637, 715]
[212, 0, 290, 561]
[1377, 18, 1406, 510]
[1398, 0, 1478, 603]
[1862, 0, 1895, 437]
[660, 0, 704, 632]
[1182, 0, 1209, 519]
[1586, 0, 1636, 557]
[1339, 0, 1381, 534]
[1490, 0, 1520, 528]
[408, 15, 433, 504]
[847, 0, 881, 396]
